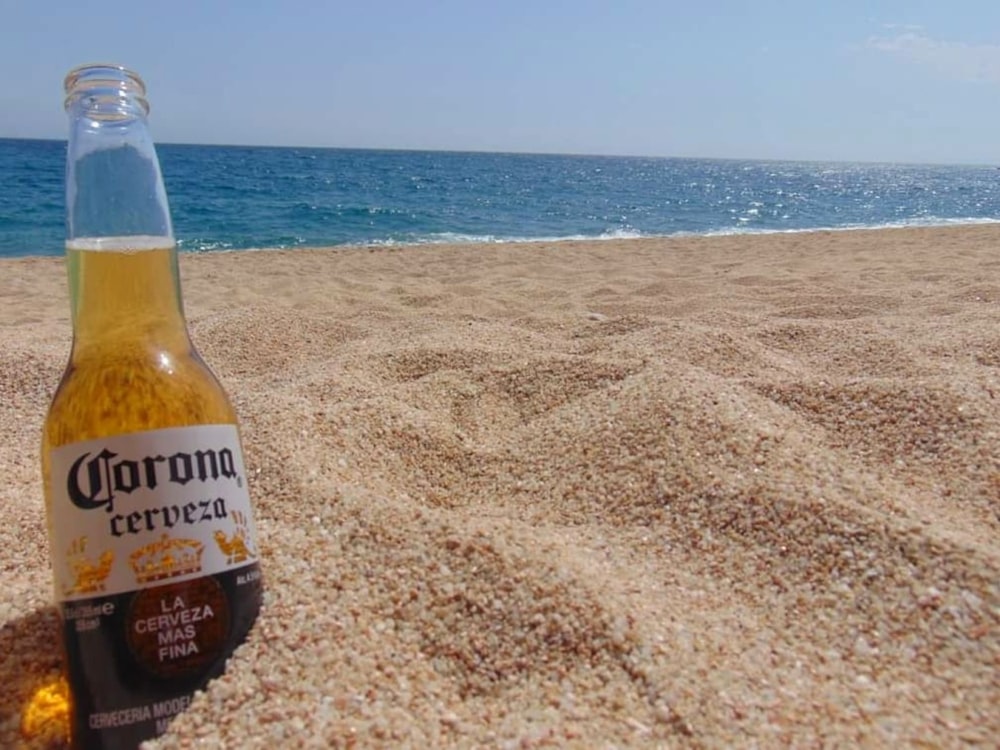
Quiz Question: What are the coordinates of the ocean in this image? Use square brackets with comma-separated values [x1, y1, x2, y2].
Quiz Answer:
[2, 137, 1000, 259]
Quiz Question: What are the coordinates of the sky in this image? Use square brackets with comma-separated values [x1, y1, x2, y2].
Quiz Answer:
[2, 1, 1000, 164]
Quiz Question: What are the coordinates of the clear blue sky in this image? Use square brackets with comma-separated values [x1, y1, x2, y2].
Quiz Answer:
[2, 1, 1000, 164]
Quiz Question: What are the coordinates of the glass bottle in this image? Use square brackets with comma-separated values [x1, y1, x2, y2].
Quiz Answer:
[40, 64, 263, 749]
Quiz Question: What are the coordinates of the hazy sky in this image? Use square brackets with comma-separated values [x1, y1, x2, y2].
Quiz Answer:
[3, 1, 1000, 164]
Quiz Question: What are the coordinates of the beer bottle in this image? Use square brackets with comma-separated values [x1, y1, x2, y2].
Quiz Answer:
[40, 64, 263, 748]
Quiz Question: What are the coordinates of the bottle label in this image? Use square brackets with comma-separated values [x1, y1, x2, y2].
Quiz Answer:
[48, 425, 263, 747]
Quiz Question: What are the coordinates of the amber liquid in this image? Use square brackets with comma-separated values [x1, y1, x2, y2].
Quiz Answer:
[38, 237, 249, 748]
[42, 238, 237, 456]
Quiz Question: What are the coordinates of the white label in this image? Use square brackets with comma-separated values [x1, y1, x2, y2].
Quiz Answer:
[48, 425, 259, 601]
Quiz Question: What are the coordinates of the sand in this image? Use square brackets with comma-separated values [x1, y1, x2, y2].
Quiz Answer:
[1, 226, 998, 748]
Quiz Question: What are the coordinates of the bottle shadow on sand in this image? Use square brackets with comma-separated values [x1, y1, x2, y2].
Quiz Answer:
[0, 607, 70, 749]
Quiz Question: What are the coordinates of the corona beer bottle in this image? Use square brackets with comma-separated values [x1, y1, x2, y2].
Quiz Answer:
[40, 64, 263, 748]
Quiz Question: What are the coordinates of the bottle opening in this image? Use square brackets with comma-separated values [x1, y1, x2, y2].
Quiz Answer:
[64, 64, 149, 119]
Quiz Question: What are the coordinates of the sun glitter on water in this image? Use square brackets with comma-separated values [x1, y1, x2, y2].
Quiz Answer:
[20, 677, 70, 748]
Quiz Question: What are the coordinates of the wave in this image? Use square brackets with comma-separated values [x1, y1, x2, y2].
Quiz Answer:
[176, 238, 236, 251]
[340, 217, 1000, 250]
[172, 216, 1000, 254]
[697, 215, 1000, 238]
[365, 227, 646, 248]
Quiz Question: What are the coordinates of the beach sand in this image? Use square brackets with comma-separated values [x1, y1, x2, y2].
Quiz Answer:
[2, 226, 999, 748]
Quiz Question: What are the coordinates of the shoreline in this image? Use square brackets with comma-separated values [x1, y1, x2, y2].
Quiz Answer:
[5, 218, 1000, 261]
[3, 224, 999, 747]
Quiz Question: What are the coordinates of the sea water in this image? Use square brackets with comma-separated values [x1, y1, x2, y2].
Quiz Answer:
[2, 137, 999, 258]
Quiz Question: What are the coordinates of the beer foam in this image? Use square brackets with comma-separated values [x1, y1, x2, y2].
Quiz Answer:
[67, 235, 175, 252]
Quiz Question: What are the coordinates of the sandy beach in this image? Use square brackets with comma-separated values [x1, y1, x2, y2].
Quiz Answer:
[2, 226, 999, 748]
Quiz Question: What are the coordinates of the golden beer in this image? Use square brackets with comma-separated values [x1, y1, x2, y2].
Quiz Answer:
[40, 66, 262, 749]
[43, 239, 236, 448]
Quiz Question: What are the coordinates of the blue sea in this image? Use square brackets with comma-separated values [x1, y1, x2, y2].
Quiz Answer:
[2, 137, 1000, 258]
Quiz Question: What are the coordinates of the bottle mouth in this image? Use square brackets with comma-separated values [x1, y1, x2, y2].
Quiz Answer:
[64, 63, 149, 118]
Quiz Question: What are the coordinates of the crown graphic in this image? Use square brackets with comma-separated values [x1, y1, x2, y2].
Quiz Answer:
[65, 537, 114, 595]
[213, 510, 256, 565]
[129, 534, 204, 584]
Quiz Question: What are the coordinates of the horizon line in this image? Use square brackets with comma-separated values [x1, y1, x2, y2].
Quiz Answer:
[0, 135, 994, 169]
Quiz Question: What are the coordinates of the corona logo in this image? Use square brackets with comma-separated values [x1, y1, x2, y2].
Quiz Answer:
[213, 510, 256, 565]
[129, 534, 204, 584]
[65, 537, 114, 595]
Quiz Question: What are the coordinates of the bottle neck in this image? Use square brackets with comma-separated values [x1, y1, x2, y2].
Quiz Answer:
[62, 65, 186, 357]
[68, 237, 190, 355]
[64, 64, 173, 245]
